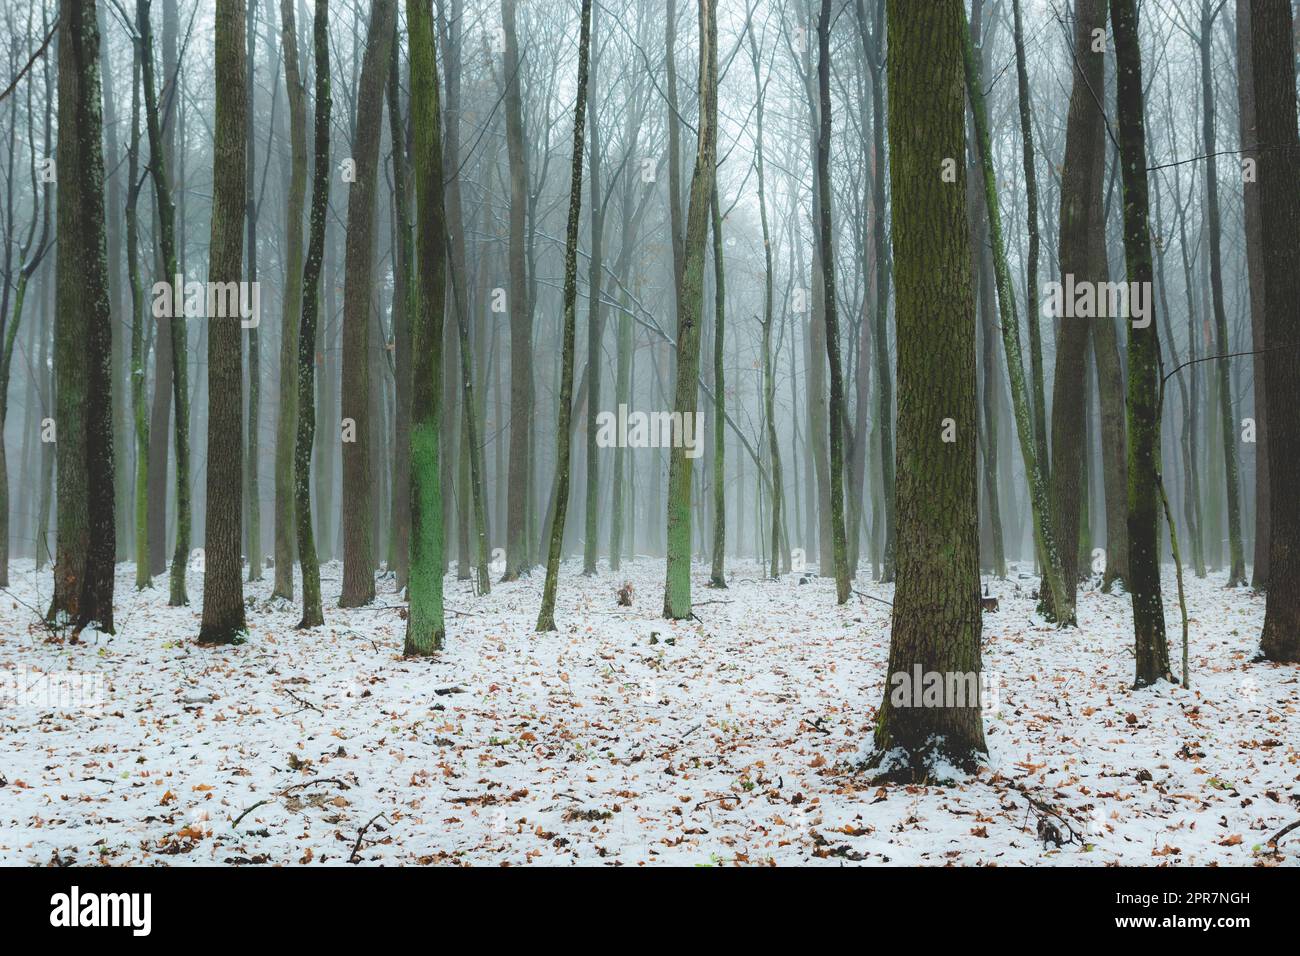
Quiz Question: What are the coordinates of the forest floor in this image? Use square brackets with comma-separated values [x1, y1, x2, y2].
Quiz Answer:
[0, 556, 1296, 866]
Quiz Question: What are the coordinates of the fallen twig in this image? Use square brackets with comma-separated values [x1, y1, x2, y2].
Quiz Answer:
[349, 812, 391, 864]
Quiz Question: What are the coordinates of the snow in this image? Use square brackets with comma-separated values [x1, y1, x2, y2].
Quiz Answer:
[0, 557, 1295, 866]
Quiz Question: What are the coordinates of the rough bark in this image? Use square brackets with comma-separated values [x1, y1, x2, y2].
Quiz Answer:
[1252, 0, 1300, 661]
[870, 0, 986, 778]
[48, 0, 116, 633]
[198, 0, 249, 645]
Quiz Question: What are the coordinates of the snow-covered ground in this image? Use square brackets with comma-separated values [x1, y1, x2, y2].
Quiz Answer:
[0, 556, 1295, 866]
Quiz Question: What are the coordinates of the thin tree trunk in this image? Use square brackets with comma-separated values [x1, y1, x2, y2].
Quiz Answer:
[662, 0, 716, 620]
[537, 0, 593, 632]
[1111, 0, 1171, 686]
[961, 8, 1071, 623]
[272, 0, 306, 600]
[1198, 0, 1246, 586]
[294, 0, 331, 629]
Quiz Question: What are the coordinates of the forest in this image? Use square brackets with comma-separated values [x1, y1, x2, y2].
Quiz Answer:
[0, 0, 1297, 868]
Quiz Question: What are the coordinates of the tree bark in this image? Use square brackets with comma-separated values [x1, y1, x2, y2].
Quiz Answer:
[871, 0, 986, 778]
[199, 0, 249, 644]
[272, 0, 307, 601]
[48, 0, 116, 633]
[662, 0, 716, 620]
[1251, 0, 1300, 661]
[1111, 0, 1171, 686]
[338, 0, 396, 607]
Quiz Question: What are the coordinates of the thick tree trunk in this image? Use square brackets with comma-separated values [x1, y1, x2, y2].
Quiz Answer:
[1251, 0, 1300, 661]
[871, 0, 986, 779]
[198, 0, 249, 645]
[48, 0, 116, 634]
[404, 0, 448, 654]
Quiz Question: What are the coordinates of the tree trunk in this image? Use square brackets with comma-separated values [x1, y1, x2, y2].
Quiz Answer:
[662, 0, 717, 620]
[199, 0, 249, 644]
[139, 0, 192, 606]
[1198, 0, 1246, 586]
[500, 0, 533, 580]
[1251, 0, 1300, 661]
[871, 0, 986, 779]
[1048, 0, 1108, 619]
[338, 0, 395, 607]
[404, 0, 448, 654]
[49, 0, 116, 634]
[1111, 0, 1171, 686]
[272, 0, 307, 600]
[1235, 0, 1270, 591]
[536, 0, 593, 632]
[294, 0, 331, 629]
[961, 8, 1071, 623]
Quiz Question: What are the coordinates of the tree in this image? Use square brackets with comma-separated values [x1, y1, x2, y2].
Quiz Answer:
[198, 0, 249, 645]
[537, 0, 593, 632]
[1235, 0, 1268, 591]
[708, 183, 727, 587]
[582, 0, 603, 579]
[500, 0, 533, 581]
[48, 0, 116, 633]
[404, 0, 448, 655]
[1188, 0, 1247, 586]
[961, 5, 1071, 623]
[138, 0, 191, 607]
[272, 0, 307, 601]
[125, 37, 149, 590]
[870, 0, 985, 778]
[662, 0, 717, 621]
[339, 0, 396, 607]
[816, 0, 850, 605]
[748, 14, 784, 581]
[855, 0, 896, 581]
[1048, 0, 1109, 622]
[1251, 0, 1300, 662]
[1111, 0, 1171, 686]
[294, 0, 330, 630]
[0, 28, 52, 588]
[1012, 0, 1048, 481]
[243, 0, 262, 584]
